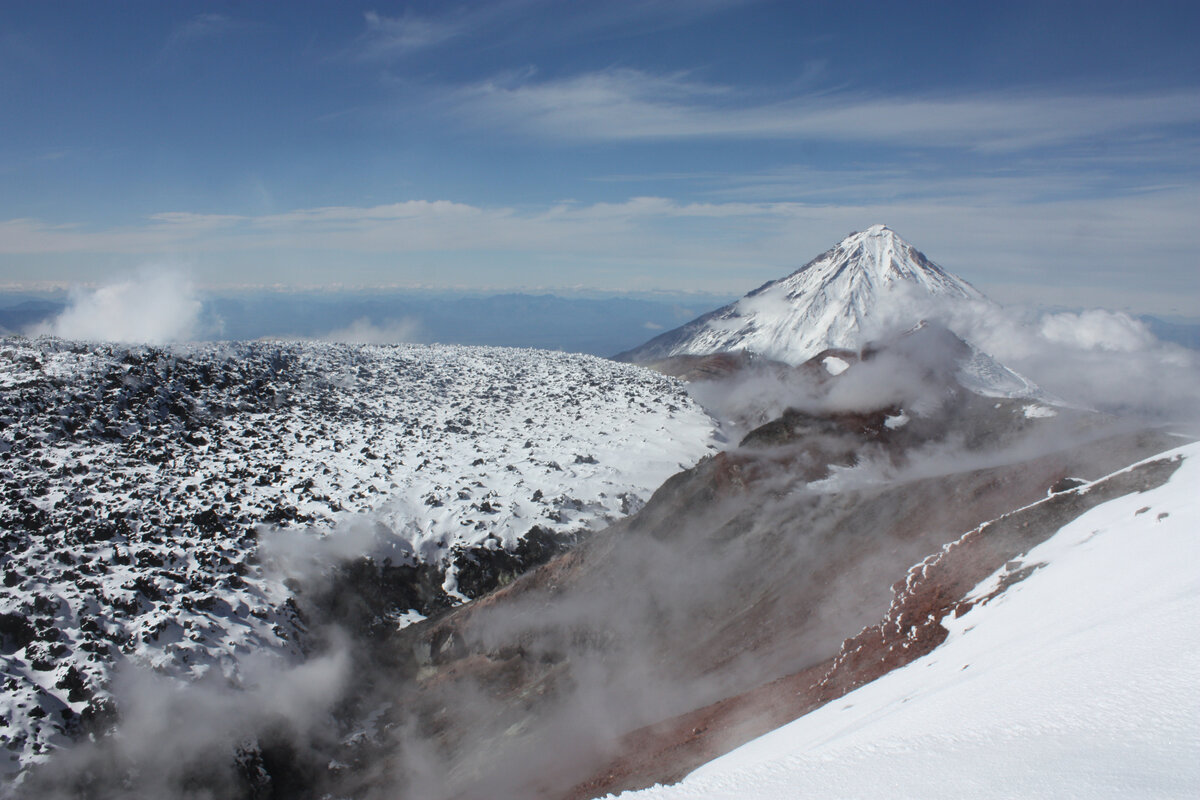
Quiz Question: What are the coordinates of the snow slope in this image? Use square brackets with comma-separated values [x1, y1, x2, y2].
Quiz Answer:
[0, 338, 718, 781]
[618, 225, 988, 366]
[608, 441, 1200, 799]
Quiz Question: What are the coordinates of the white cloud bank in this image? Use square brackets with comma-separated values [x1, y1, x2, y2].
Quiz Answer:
[29, 268, 202, 344]
[871, 292, 1200, 422]
[970, 308, 1200, 422]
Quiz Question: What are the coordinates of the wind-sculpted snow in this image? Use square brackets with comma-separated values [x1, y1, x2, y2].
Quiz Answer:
[0, 337, 716, 783]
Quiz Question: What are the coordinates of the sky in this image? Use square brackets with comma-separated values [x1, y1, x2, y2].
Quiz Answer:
[1, 0, 1198, 315]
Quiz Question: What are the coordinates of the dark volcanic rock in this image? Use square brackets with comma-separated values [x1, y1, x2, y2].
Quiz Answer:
[0, 613, 36, 654]
[452, 526, 579, 600]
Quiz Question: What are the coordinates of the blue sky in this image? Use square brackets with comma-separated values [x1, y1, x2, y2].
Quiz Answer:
[2, 1, 1198, 314]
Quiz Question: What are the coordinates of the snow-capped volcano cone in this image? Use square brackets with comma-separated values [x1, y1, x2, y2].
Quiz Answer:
[617, 225, 989, 366]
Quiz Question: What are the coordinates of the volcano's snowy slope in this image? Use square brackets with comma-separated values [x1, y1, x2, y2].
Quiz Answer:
[0, 338, 717, 776]
[609, 441, 1200, 800]
[618, 225, 1045, 401]
[618, 225, 987, 366]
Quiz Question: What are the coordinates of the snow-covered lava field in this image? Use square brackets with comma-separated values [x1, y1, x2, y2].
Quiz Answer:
[0, 337, 717, 779]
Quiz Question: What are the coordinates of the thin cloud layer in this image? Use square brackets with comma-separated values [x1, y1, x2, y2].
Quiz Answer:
[353, 1, 755, 61]
[357, 10, 463, 58]
[452, 68, 1200, 152]
[4, 195, 1197, 314]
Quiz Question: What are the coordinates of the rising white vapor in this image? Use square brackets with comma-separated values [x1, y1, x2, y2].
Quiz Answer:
[910, 299, 1200, 422]
[322, 316, 422, 345]
[29, 268, 203, 344]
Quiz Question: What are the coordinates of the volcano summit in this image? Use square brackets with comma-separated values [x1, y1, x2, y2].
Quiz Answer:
[617, 225, 989, 366]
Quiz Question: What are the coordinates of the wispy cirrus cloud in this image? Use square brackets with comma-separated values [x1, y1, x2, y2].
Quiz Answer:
[356, 10, 465, 59]
[0, 212, 246, 254]
[511, 0, 759, 41]
[451, 67, 1200, 153]
[163, 13, 248, 51]
[685, 157, 1200, 207]
[0, 198, 819, 259]
[353, 1, 757, 60]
